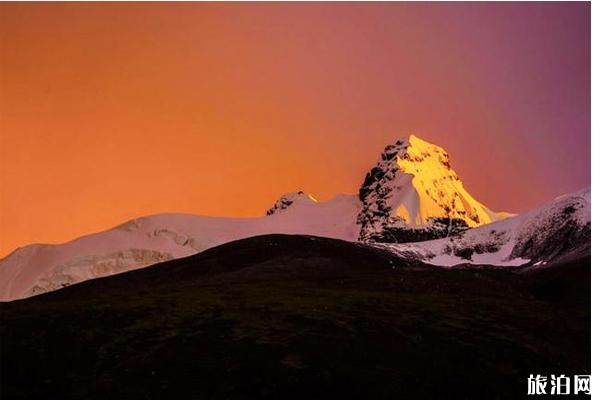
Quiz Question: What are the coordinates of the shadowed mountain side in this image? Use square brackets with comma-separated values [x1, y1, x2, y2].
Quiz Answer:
[0, 235, 590, 400]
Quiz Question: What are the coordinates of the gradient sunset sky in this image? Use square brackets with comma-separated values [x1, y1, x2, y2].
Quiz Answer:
[0, 2, 590, 257]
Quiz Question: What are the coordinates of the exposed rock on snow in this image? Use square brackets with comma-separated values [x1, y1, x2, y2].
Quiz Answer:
[266, 191, 317, 216]
[378, 188, 590, 267]
[30, 249, 174, 295]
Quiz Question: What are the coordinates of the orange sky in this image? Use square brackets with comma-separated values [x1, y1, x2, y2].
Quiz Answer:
[0, 3, 590, 257]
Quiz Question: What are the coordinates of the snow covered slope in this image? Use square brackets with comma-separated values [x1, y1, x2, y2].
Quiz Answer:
[378, 188, 590, 267]
[0, 193, 361, 301]
[357, 135, 512, 242]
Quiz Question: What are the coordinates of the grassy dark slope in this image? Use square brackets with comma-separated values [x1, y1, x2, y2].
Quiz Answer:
[0, 235, 590, 400]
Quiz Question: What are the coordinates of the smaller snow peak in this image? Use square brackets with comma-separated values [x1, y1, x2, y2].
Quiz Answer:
[266, 191, 317, 216]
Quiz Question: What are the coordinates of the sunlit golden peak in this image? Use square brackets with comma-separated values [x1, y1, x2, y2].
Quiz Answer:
[357, 134, 513, 240]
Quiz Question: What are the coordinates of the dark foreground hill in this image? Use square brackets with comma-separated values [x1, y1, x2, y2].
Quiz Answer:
[0, 235, 590, 399]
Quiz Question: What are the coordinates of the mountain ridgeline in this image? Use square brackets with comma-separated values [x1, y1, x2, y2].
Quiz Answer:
[0, 135, 590, 301]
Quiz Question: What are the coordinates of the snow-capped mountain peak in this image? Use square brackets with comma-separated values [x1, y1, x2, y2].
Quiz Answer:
[266, 191, 317, 216]
[357, 135, 512, 242]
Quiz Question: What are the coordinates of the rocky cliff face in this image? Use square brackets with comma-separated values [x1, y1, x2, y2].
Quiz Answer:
[508, 189, 590, 265]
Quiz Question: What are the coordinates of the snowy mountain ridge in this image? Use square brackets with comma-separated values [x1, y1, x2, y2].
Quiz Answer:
[0, 195, 362, 300]
[378, 188, 590, 267]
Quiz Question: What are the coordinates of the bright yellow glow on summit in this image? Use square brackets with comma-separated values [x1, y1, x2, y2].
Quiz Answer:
[395, 135, 509, 227]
